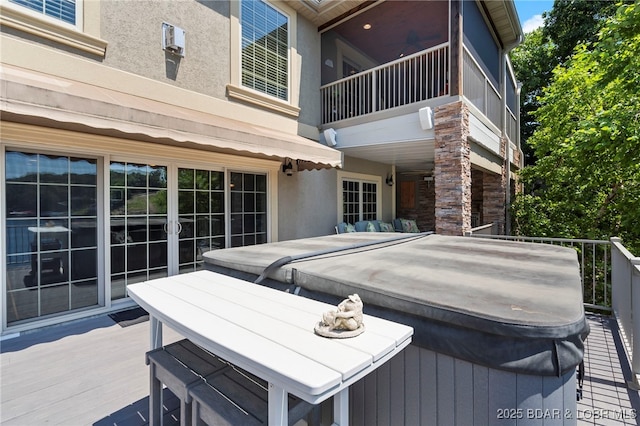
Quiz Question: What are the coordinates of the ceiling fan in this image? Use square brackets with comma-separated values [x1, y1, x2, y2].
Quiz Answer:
[389, 29, 441, 57]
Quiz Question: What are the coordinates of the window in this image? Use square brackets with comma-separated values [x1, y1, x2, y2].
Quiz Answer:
[9, 0, 77, 25]
[241, 0, 289, 101]
[341, 177, 379, 224]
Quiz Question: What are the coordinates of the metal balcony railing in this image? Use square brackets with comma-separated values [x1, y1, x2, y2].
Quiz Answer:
[611, 237, 640, 384]
[320, 43, 449, 124]
[464, 233, 613, 312]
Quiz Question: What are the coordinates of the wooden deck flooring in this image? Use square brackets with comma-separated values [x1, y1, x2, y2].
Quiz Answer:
[1, 311, 638, 425]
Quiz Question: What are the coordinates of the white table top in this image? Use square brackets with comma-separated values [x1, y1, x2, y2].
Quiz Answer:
[128, 270, 413, 405]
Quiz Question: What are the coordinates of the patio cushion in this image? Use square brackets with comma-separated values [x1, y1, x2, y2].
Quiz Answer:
[379, 222, 395, 232]
[400, 218, 420, 233]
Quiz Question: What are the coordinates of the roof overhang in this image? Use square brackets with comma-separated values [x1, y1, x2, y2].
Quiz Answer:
[289, 0, 523, 49]
[480, 0, 523, 49]
[0, 65, 343, 170]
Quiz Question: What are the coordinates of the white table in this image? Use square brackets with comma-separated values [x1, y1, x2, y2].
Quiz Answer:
[128, 270, 413, 426]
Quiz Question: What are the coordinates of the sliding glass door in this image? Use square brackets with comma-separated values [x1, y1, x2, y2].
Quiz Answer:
[4, 150, 270, 325]
[109, 163, 269, 300]
[177, 168, 225, 273]
[5, 151, 99, 323]
[109, 162, 169, 300]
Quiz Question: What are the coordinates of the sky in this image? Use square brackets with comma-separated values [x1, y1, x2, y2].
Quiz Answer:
[515, 0, 555, 33]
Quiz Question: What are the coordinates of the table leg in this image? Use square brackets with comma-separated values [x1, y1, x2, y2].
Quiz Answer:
[150, 315, 163, 349]
[332, 388, 349, 426]
[268, 383, 288, 426]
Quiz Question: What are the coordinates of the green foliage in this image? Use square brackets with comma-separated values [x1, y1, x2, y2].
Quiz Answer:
[510, 29, 555, 164]
[543, 0, 623, 63]
[513, 2, 640, 253]
[510, 0, 625, 165]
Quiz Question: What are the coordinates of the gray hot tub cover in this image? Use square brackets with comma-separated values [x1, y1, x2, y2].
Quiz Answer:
[204, 233, 589, 376]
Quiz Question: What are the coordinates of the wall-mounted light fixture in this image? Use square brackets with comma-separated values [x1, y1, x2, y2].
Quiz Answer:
[282, 159, 294, 176]
[385, 173, 394, 186]
[323, 128, 337, 147]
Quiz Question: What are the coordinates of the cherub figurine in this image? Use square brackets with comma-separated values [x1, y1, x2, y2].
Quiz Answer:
[318, 294, 364, 336]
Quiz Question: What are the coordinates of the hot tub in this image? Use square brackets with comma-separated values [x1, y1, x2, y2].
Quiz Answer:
[204, 233, 588, 425]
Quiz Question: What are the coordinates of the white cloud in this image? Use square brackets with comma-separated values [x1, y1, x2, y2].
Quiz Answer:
[522, 14, 544, 33]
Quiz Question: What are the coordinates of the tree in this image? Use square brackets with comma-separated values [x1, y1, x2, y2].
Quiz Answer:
[543, 0, 622, 63]
[510, 0, 625, 165]
[510, 28, 555, 165]
[512, 2, 640, 252]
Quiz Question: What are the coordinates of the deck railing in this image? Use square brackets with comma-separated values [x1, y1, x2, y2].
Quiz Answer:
[611, 237, 640, 383]
[462, 46, 501, 129]
[320, 43, 449, 124]
[465, 233, 612, 312]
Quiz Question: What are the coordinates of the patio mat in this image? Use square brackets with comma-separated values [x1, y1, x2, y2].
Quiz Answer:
[109, 307, 149, 327]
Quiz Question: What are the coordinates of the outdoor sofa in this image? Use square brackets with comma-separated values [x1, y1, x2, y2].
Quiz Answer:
[335, 218, 420, 234]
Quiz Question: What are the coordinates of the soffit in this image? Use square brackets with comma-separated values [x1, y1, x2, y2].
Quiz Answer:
[339, 139, 435, 173]
[480, 0, 522, 48]
[0, 65, 343, 170]
[287, 0, 375, 27]
[289, 0, 522, 49]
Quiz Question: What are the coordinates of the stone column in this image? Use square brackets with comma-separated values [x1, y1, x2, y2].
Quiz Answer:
[482, 172, 506, 234]
[482, 136, 508, 234]
[434, 101, 471, 235]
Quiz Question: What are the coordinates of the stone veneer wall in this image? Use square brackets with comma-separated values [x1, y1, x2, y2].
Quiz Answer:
[482, 136, 508, 234]
[396, 178, 436, 232]
[433, 101, 471, 235]
[482, 172, 505, 234]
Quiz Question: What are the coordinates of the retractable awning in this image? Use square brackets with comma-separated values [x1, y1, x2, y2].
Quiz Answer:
[0, 65, 343, 170]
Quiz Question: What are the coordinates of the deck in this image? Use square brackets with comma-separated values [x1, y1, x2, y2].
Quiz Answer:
[1, 310, 638, 425]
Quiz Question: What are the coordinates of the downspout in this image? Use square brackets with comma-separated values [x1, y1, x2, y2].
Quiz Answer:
[502, 34, 523, 236]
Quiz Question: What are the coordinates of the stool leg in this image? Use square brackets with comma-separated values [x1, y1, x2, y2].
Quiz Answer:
[150, 363, 162, 426]
[180, 400, 192, 426]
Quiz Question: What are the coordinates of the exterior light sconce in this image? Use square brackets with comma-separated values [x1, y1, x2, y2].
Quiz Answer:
[282, 159, 294, 176]
[386, 174, 394, 186]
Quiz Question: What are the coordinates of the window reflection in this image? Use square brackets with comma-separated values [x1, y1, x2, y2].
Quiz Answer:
[4, 151, 98, 324]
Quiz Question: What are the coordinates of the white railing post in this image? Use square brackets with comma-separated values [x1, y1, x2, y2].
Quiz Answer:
[631, 258, 640, 379]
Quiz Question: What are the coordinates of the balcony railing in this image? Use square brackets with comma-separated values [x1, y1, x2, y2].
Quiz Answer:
[464, 233, 612, 312]
[611, 237, 640, 383]
[466, 233, 640, 385]
[462, 45, 501, 129]
[320, 43, 449, 124]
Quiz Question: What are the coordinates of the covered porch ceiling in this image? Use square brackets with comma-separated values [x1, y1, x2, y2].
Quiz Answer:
[338, 139, 435, 173]
[288, 0, 522, 48]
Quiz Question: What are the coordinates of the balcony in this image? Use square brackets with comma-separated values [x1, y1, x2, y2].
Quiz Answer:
[320, 43, 449, 124]
[1, 236, 638, 425]
[320, 43, 519, 145]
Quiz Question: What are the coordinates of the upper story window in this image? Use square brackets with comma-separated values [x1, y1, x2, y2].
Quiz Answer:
[241, 0, 289, 101]
[9, 0, 76, 25]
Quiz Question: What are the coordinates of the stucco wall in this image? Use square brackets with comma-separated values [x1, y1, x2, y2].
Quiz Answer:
[277, 155, 393, 241]
[100, 1, 230, 98]
[278, 168, 338, 240]
[296, 15, 322, 128]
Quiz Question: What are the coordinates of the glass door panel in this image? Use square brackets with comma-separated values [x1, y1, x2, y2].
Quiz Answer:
[110, 162, 168, 300]
[5, 151, 98, 324]
[230, 172, 267, 247]
[178, 168, 225, 273]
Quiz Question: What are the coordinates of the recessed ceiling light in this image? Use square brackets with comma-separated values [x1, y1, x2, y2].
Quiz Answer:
[363, 23, 372, 30]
